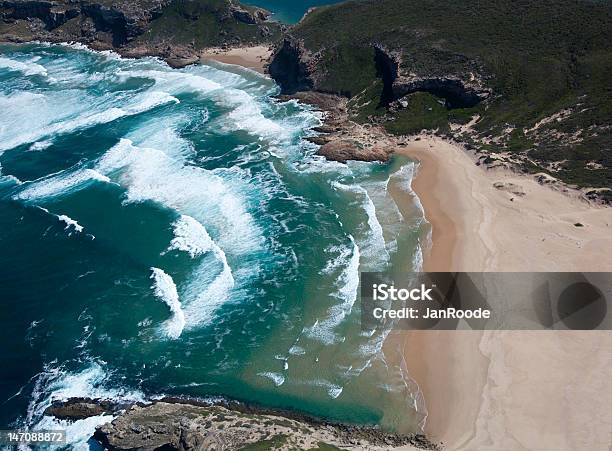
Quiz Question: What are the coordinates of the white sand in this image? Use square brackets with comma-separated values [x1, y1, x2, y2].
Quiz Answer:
[200, 45, 272, 73]
[393, 136, 612, 450]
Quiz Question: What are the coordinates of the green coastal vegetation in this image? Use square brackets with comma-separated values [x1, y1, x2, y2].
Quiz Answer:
[137, 0, 283, 48]
[1, 0, 610, 196]
[282, 0, 612, 197]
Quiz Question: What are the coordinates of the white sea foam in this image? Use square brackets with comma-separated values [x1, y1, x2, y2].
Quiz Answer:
[117, 66, 300, 142]
[57, 214, 84, 233]
[165, 215, 237, 327]
[332, 181, 389, 268]
[97, 138, 263, 256]
[166, 215, 216, 258]
[288, 345, 306, 356]
[150, 268, 186, 339]
[29, 140, 54, 151]
[219, 89, 285, 140]
[24, 362, 145, 449]
[116, 69, 222, 94]
[0, 91, 178, 152]
[0, 56, 47, 76]
[257, 372, 285, 386]
[305, 237, 360, 344]
[97, 138, 246, 327]
[14, 168, 110, 200]
[301, 379, 344, 399]
[328, 385, 344, 399]
[182, 255, 235, 328]
[0, 174, 22, 186]
[392, 163, 415, 191]
[0, 163, 23, 186]
[35, 413, 114, 450]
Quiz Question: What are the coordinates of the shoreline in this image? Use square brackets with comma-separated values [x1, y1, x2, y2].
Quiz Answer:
[394, 135, 612, 450]
[47, 397, 435, 450]
[199, 45, 272, 74]
[3, 40, 611, 449]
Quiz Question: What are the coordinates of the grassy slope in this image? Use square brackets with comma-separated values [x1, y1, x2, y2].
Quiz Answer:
[291, 0, 612, 191]
[135, 0, 282, 48]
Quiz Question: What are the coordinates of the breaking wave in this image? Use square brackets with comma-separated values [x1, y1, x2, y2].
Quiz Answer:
[150, 268, 186, 339]
[332, 181, 389, 268]
[305, 237, 360, 344]
[0, 91, 178, 152]
[15, 169, 110, 200]
[22, 361, 145, 449]
[0, 55, 47, 76]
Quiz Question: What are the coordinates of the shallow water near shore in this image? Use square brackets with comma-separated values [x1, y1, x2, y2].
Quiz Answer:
[244, 0, 346, 23]
[0, 43, 427, 446]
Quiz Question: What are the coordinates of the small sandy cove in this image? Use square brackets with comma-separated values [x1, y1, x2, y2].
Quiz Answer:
[391, 137, 612, 450]
[200, 45, 271, 73]
[184, 47, 612, 448]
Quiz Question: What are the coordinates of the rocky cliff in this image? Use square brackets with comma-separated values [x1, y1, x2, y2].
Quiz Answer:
[45, 398, 437, 451]
[0, 0, 281, 66]
[267, 0, 612, 203]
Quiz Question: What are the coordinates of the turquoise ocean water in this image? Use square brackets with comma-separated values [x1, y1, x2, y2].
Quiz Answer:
[244, 0, 346, 23]
[0, 43, 428, 448]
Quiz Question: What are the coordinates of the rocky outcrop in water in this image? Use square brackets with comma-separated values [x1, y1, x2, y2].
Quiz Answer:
[45, 397, 131, 420]
[46, 398, 437, 451]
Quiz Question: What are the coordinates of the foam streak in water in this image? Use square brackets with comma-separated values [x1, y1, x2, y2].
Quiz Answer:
[150, 268, 186, 339]
[14, 168, 110, 200]
[166, 215, 216, 258]
[0, 56, 47, 76]
[0, 91, 178, 152]
[305, 237, 360, 344]
[332, 181, 389, 268]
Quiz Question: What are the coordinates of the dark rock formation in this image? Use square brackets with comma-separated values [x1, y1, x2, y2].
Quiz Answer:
[45, 397, 130, 420]
[374, 44, 399, 106]
[269, 39, 490, 110]
[229, 2, 268, 25]
[0, 0, 170, 47]
[373, 45, 491, 109]
[1, 1, 79, 30]
[268, 36, 316, 94]
[318, 140, 392, 163]
[392, 75, 490, 109]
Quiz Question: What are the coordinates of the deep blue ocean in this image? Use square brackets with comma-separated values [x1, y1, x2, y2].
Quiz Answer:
[0, 41, 428, 448]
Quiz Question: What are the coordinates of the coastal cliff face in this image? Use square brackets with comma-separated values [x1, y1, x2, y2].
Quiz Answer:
[268, 0, 612, 203]
[45, 398, 436, 451]
[270, 40, 491, 110]
[0, 0, 281, 65]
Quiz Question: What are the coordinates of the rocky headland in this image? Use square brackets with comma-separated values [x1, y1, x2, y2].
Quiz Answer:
[0, 0, 282, 67]
[45, 397, 437, 450]
[266, 0, 612, 204]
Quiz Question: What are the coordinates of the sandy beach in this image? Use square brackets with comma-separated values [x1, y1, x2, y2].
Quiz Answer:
[200, 45, 272, 74]
[133, 42, 612, 447]
[394, 137, 612, 450]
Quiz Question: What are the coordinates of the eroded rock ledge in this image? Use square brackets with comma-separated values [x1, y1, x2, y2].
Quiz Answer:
[268, 38, 491, 110]
[0, 0, 279, 67]
[45, 397, 437, 450]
